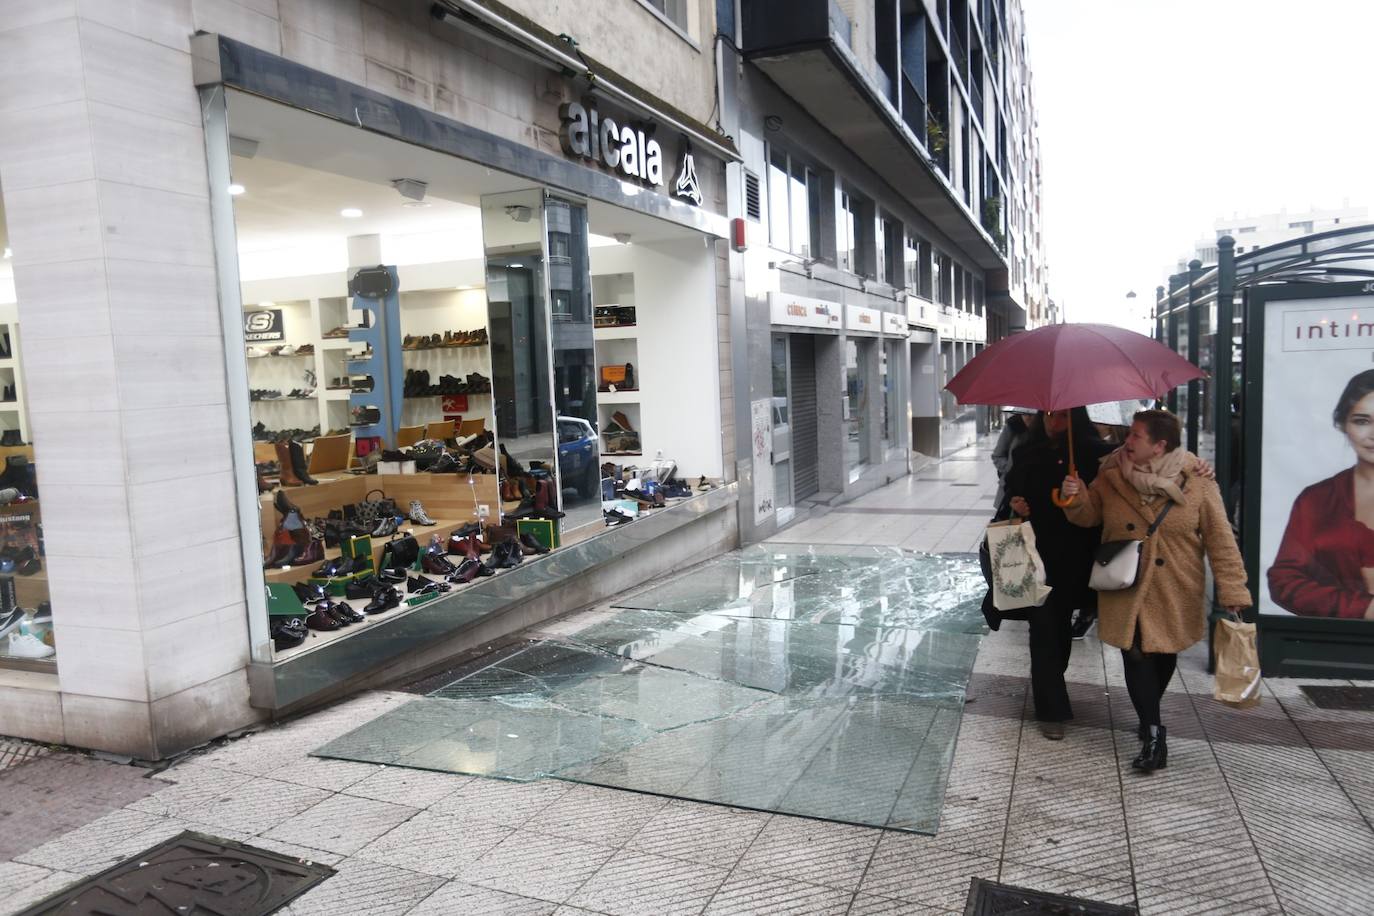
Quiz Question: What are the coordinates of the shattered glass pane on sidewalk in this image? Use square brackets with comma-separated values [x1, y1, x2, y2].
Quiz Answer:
[313, 546, 988, 833]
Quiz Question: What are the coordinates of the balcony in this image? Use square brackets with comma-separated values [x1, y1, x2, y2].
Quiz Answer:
[740, 0, 1006, 269]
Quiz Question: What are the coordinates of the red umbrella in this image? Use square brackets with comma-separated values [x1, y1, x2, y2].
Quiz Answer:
[946, 323, 1205, 504]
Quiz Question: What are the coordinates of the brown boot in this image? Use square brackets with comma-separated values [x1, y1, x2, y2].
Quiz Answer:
[275, 440, 303, 486]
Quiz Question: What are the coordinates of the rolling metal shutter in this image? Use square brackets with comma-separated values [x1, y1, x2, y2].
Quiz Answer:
[789, 335, 820, 501]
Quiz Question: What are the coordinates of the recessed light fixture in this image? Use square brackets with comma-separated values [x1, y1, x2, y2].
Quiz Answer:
[401, 200, 432, 209]
[228, 183, 246, 196]
[508, 263, 524, 269]
[1, 247, 10, 259]
[454, 285, 476, 290]
[259, 300, 275, 308]
[340, 207, 363, 218]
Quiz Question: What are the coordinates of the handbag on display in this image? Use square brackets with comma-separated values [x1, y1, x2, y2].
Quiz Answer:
[382, 532, 420, 571]
[1089, 487, 1182, 592]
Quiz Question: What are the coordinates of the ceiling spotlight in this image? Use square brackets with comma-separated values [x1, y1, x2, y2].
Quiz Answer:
[228, 183, 246, 196]
[340, 207, 363, 218]
[613, 232, 633, 245]
[401, 200, 431, 209]
[508, 262, 525, 269]
[391, 178, 428, 202]
[1, 247, 10, 259]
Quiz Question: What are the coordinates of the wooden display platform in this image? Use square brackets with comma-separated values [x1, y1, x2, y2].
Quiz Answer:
[261, 472, 500, 584]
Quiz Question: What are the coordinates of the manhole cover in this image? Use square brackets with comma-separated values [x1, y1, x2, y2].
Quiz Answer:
[964, 878, 1137, 915]
[1299, 685, 1374, 710]
[16, 830, 334, 915]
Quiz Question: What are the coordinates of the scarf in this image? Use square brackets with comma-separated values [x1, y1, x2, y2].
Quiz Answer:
[1116, 446, 1191, 505]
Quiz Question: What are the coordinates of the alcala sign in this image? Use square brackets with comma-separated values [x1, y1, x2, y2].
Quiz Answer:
[559, 101, 701, 206]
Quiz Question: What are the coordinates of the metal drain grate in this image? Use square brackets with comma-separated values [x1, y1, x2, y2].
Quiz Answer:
[964, 878, 1138, 915]
[1299, 685, 1374, 710]
[16, 830, 334, 915]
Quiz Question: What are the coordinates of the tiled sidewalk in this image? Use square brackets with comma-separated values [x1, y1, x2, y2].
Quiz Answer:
[1, 440, 1371, 915]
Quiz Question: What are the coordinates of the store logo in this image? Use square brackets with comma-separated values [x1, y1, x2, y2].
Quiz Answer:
[786, 304, 806, 317]
[674, 146, 702, 206]
[858, 313, 874, 325]
[1282, 308, 1374, 352]
[559, 102, 664, 187]
[244, 309, 284, 342]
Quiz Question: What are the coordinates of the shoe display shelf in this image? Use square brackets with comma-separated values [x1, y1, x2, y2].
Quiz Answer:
[259, 472, 500, 588]
[243, 297, 360, 439]
[0, 321, 30, 448]
[397, 288, 495, 431]
[593, 322, 641, 457]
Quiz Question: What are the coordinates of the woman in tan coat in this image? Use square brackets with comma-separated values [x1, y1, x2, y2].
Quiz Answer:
[1060, 409, 1251, 772]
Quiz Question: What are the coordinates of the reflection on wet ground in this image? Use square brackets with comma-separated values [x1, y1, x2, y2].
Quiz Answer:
[313, 544, 988, 833]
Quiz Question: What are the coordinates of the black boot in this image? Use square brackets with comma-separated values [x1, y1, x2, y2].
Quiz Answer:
[1132, 725, 1168, 772]
[289, 440, 318, 485]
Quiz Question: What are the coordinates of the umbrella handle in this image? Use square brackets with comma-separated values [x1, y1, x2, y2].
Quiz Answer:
[1051, 414, 1079, 508]
[1051, 487, 1074, 508]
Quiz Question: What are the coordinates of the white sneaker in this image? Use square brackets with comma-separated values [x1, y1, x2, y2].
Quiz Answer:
[246, 346, 269, 358]
[8, 632, 54, 659]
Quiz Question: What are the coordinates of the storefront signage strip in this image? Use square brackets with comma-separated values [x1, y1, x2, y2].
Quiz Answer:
[768, 292, 842, 330]
[846, 304, 882, 335]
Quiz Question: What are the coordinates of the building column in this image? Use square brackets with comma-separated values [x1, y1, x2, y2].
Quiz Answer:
[0, 8, 257, 756]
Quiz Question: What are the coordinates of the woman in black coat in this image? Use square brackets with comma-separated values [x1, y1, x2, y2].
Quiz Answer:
[1005, 406, 1114, 740]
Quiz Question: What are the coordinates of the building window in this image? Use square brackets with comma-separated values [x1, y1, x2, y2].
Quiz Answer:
[837, 188, 872, 276]
[767, 148, 820, 258]
[876, 216, 902, 287]
[640, 0, 689, 32]
[905, 233, 931, 298]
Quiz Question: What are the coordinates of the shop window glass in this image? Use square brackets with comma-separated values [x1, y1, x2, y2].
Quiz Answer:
[838, 191, 857, 273]
[768, 150, 791, 253]
[771, 336, 789, 426]
[0, 187, 52, 669]
[844, 339, 870, 470]
[877, 217, 902, 286]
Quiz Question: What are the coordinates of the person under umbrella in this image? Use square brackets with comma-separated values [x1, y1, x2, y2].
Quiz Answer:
[1005, 406, 1115, 740]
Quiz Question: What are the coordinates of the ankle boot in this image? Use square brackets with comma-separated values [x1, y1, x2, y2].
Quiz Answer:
[288, 440, 318, 485]
[275, 440, 303, 487]
[1132, 725, 1168, 772]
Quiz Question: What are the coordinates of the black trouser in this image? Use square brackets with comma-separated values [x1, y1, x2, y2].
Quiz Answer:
[1027, 597, 1074, 722]
[1121, 629, 1178, 728]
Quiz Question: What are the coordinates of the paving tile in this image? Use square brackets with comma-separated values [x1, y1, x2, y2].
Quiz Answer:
[858, 834, 997, 910]
[431, 777, 572, 828]
[732, 815, 881, 892]
[126, 766, 256, 817]
[354, 810, 512, 878]
[523, 783, 669, 848]
[404, 880, 559, 915]
[262, 793, 420, 856]
[1211, 740, 1331, 781]
[281, 858, 444, 916]
[174, 776, 331, 836]
[995, 862, 1137, 907]
[457, 829, 617, 904]
[1135, 882, 1285, 915]
[1002, 813, 1133, 883]
[565, 849, 728, 915]
[1, 866, 85, 913]
[1131, 836, 1280, 911]
[1250, 821, 1374, 915]
[265, 756, 382, 790]
[847, 894, 957, 914]
[246, 835, 345, 866]
[625, 800, 768, 868]
[702, 870, 852, 914]
[13, 808, 168, 873]
[344, 765, 473, 808]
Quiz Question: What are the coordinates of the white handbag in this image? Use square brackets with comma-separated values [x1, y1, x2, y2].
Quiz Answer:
[1089, 493, 1179, 591]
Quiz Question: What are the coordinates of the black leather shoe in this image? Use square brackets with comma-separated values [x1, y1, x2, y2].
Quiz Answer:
[271, 617, 308, 651]
[422, 552, 457, 575]
[293, 582, 329, 604]
[377, 567, 407, 584]
[364, 587, 402, 614]
[345, 577, 378, 600]
[331, 601, 366, 624]
[407, 576, 443, 596]
[519, 533, 550, 555]
[306, 606, 341, 630]
[1132, 725, 1168, 772]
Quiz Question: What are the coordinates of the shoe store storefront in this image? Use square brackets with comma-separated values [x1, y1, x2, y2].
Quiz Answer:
[0, 21, 738, 756]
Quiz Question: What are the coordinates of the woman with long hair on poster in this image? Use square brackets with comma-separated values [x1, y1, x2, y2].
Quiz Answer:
[1268, 369, 1374, 618]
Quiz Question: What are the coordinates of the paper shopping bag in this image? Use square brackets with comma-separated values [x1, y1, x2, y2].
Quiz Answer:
[1213, 617, 1262, 709]
[985, 519, 1053, 611]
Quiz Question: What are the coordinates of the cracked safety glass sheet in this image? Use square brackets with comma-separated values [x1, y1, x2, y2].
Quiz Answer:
[613, 545, 987, 633]
[313, 550, 987, 833]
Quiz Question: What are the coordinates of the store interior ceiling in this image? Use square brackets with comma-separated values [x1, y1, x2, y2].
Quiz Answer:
[226, 90, 703, 281]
